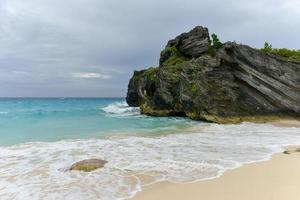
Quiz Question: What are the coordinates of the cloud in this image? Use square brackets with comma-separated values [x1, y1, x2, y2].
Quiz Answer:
[71, 72, 111, 79]
[0, 0, 299, 97]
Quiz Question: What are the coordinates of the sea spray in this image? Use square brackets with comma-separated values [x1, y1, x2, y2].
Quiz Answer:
[101, 101, 140, 117]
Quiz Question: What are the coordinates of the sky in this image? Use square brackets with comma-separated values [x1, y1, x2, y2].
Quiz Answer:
[0, 0, 299, 97]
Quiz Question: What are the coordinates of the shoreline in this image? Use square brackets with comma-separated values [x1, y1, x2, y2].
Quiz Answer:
[270, 119, 300, 128]
[131, 120, 300, 200]
[0, 119, 299, 199]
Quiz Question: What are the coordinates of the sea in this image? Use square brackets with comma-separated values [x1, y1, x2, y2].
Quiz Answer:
[0, 98, 299, 200]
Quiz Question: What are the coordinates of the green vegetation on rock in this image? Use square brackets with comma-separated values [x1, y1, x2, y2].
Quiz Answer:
[211, 33, 223, 50]
[161, 47, 189, 66]
[191, 84, 198, 95]
[144, 67, 159, 81]
[261, 42, 300, 62]
[207, 33, 223, 56]
[261, 42, 273, 53]
[126, 26, 300, 124]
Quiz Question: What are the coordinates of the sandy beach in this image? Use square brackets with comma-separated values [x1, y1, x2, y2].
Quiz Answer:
[132, 120, 300, 200]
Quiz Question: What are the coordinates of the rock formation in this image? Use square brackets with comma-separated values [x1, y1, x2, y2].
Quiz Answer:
[126, 26, 300, 123]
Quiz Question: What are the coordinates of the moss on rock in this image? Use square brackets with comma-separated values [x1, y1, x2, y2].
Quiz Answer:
[160, 47, 189, 67]
[143, 67, 159, 81]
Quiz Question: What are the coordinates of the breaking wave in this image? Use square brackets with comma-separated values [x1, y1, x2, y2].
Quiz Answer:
[102, 102, 140, 117]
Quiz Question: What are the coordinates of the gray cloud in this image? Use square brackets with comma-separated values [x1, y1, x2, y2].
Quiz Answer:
[0, 0, 299, 97]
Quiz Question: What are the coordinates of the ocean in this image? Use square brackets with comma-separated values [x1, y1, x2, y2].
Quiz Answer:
[0, 98, 197, 146]
[0, 98, 300, 200]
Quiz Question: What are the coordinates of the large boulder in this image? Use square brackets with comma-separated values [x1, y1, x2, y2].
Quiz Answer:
[126, 26, 300, 124]
[159, 26, 210, 66]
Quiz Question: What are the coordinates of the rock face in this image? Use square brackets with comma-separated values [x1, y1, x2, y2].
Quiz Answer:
[160, 26, 210, 66]
[70, 159, 107, 172]
[126, 26, 300, 123]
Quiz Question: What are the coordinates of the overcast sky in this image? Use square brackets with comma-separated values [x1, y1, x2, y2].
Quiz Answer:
[0, 0, 299, 97]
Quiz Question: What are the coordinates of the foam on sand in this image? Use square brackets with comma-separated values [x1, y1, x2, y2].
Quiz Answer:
[0, 123, 300, 200]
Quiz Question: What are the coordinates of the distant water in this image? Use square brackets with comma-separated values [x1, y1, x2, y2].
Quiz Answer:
[0, 98, 197, 146]
[0, 98, 300, 200]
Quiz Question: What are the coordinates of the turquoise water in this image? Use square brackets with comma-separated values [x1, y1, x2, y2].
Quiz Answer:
[1, 98, 300, 200]
[0, 98, 196, 146]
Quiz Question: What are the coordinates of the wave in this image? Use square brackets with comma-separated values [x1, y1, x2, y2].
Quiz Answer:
[0, 123, 300, 200]
[101, 102, 140, 117]
[0, 111, 8, 114]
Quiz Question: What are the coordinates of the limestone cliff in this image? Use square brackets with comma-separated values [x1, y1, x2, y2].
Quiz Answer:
[126, 26, 300, 123]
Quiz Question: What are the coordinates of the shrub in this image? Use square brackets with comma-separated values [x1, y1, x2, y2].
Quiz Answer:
[211, 33, 223, 50]
[261, 42, 300, 62]
[261, 42, 272, 53]
[207, 33, 223, 56]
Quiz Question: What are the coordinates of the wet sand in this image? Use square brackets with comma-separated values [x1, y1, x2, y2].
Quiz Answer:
[132, 120, 300, 200]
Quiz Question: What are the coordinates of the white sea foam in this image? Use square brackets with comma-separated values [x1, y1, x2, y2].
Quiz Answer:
[102, 102, 140, 117]
[0, 123, 300, 200]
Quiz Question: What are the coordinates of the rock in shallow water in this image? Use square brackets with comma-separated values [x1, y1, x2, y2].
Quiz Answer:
[70, 159, 107, 172]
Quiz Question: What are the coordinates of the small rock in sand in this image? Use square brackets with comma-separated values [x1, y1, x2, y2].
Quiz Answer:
[283, 148, 300, 155]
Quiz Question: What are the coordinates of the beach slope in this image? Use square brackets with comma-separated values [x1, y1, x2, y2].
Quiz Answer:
[132, 146, 300, 200]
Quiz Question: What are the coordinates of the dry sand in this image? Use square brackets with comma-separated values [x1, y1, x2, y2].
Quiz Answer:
[132, 120, 300, 200]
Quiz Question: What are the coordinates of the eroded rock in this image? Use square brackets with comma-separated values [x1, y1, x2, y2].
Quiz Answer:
[126, 26, 300, 124]
[159, 26, 210, 66]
